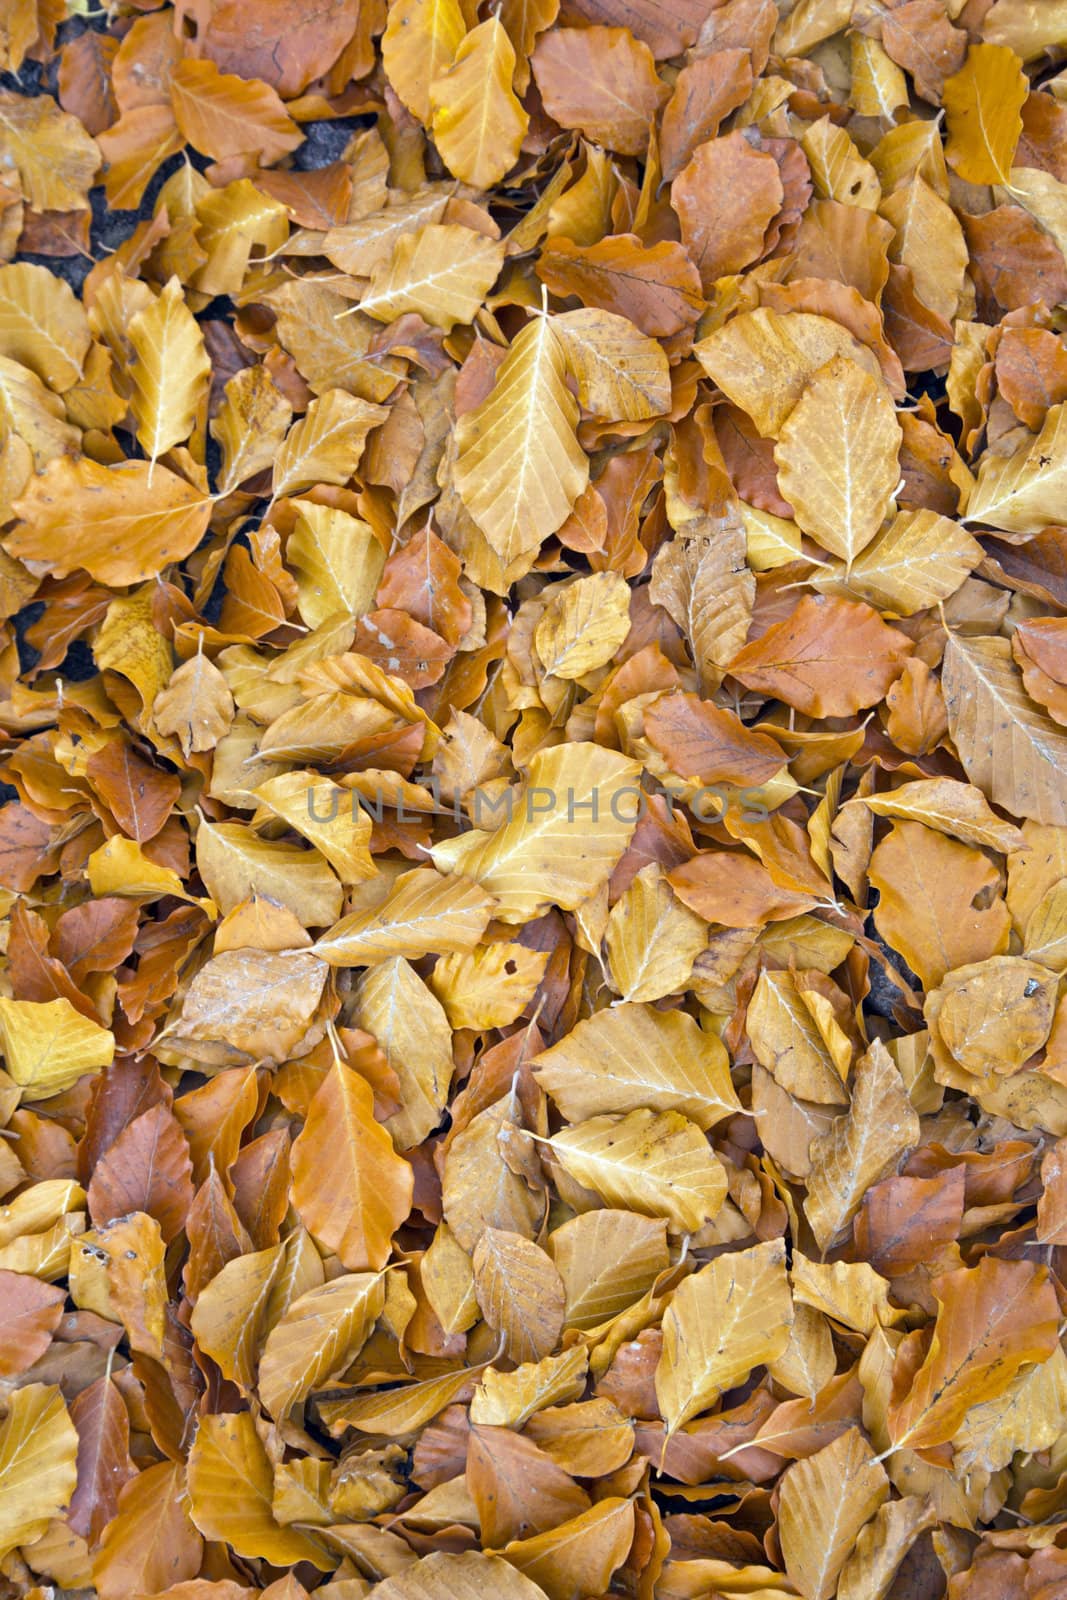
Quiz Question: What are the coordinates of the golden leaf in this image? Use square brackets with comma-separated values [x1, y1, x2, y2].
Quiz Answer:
[547, 1209, 669, 1332]
[187, 1411, 330, 1568]
[0, 996, 113, 1100]
[534, 1002, 738, 1129]
[655, 1239, 792, 1439]
[802, 115, 881, 208]
[127, 276, 210, 473]
[269, 280, 403, 403]
[253, 772, 376, 886]
[372, 1551, 552, 1599]
[287, 500, 385, 629]
[470, 1346, 589, 1428]
[0, 89, 98, 212]
[547, 1108, 728, 1233]
[453, 313, 589, 577]
[291, 1060, 414, 1270]
[272, 389, 389, 500]
[430, 743, 640, 922]
[836, 1495, 937, 1600]
[324, 187, 451, 277]
[153, 652, 235, 758]
[7, 457, 211, 586]
[811, 508, 983, 615]
[942, 42, 1026, 184]
[313, 866, 495, 965]
[552, 307, 670, 421]
[170, 57, 303, 165]
[965, 400, 1067, 537]
[695, 308, 881, 438]
[259, 1271, 387, 1420]
[604, 865, 708, 1002]
[648, 524, 755, 692]
[211, 363, 293, 494]
[805, 1040, 920, 1253]
[0, 1384, 79, 1560]
[196, 816, 343, 927]
[778, 1428, 889, 1600]
[430, 19, 529, 191]
[0, 262, 90, 392]
[382, 0, 468, 124]
[746, 969, 848, 1106]
[881, 176, 968, 323]
[848, 776, 1025, 853]
[534, 570, 631, 680]
[774, 355, 901, 568]
[355, 956, 454, 1149]
[471, 1227, 566, 1362]
[92, 1461, 201, 1600]
[500, 1498, 635, 1600]
[358, 224, 506, 332]
[430, 941, 549, 1030]
[189, 1244, 285, 1390]
[942, 632, 1067, 827]
[319, 1363, 489, 1437]
[887, 1257, 1060, 1451]
[793, 1255, 907, 1336]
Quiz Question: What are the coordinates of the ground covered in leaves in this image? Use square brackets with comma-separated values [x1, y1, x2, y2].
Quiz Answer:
[4, 1, 1067, 1598]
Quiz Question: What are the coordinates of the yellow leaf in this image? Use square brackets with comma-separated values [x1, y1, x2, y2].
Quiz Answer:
[292, 1059, 413, 1270]
[774, 355, 901, 568]
[802, 115, 881, 208]
[943, 42, 1027, 183]
[534, 1002, 739, 1129]
[453, 313, 588, 577]
[355, 956, 454, 1149]
[287, 500, 385, 629]
[87, 835, 212, 909]
[501, 0, 559, 91]
[383, 0, 468, 124]
[0, 996, 113, 1100]
[319, 1362, 489, 1437]
[880, 176, 967, 323]
[430, 19, 528, 190]
[192, 178, 288, 298]
[92, 1461, 201, 1600]
[196, 816, 343, 927]
[313, 866, 495, 965]
[746, 969, 848, 1105]
[189, 1244, 285, 1390]
[951, 1344, 1067, 1474]
[965, 400, 1067, 537]
[373, 1551, 552, 1599]
[269, 280, 403, 403]
[253, 771, 376, 886]
[695, 308, 881, 438]
[836, 1495, 936, 1600]
[778, 1429, 889, 1600]
[0, 89, 98, 212]
[430, 941, 549, 1029]
[942, 632, 1067, 827]
[805, 1039, 920, 1253]
[211, 363, 293, 494]
[604, 864, 709, 1002]
[547, 1108, 728, 1233]
[0, 263, 90, 392]
[811, 508, 982, 615]
[127, 275, 210, 472]
[187, 1411, 330, 1569]
[170, 57, 303, 165]
[358, 224, 506, 332]
[792, 1253, 905, 1335]
[7, 457, 211, 586]
[272, 388, 388, 499]
[850, 34, 909, 118]
[548, 1209, 669, 1332]
[649, 523, 755, 691]
[471, 1227, 565, 1362]
[848, 776, 1025, 853]
[552, 307, 670, 421]
[0, 1384, 79, 1560]
[153, 651, 236, 759]
[470, 1346, 589, 1428]
[324, 186, 451, 277]
[164, 948, 329, 1066]
[534, 571, 631, 680]
[655, 1239, 792, 1439]
[431, 743, 640, 922]
[259, 1270, 387, 1420]
[500, 1497, 634, 1600]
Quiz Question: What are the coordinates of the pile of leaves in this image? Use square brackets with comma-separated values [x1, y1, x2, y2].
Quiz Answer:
[6, 0, 1067, 1597]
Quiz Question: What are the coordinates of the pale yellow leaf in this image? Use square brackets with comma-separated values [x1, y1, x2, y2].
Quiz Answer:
[0, 1385, 79, 1561]
[547, 1209, 669, 1332]
[534, 571, 631, 679]
[0, 997, 113, 1100]
[604, 865, 708, 1002]
[211, 363, 293, 494]
[354, 956, 454, 1149]
[552, 306, 670, 420]
[272, 389, 389, 500]
[965, 400, 1067, 537]
[811, 508, 983, 614]
[313, 866, 495, 964]
[547, 1108, 727, 1233]
[196, 816, 343, 927]
[127, 275, 210, 470]
[774, 355, 901, 568]
[471, 1227, 565, 1362]
[655, 1239, 792, 1439]
[287, 500, 385, 629]
[0, 263, 90, 392]
[253, 771, 376, 885]
[358, 224, 506, 332]
[453, 313, 588, 576]
[430, 19, 528, 191]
